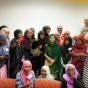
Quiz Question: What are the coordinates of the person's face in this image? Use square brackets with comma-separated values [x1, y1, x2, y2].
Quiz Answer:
[57, 26, 63, 34]
[27, 30, 33, 38]
[65, 39, 70, 45]
[84, 19, 88, 26]
[31, 30, 35, 35]
[5, 31, 10, 38]
[64, 33, 69, 37]
[41, 68, 47, 77]
[67, 66, 75, 77]
[18, 32, 23, 38]
[40, 34, 45, 39]
[84, 40, 88, 44]
[75, 39, 82, 46]
[56, 33, 61, 40]
[46, 29, 51, 34]
[0, 40, 5, 45]
[24, 64, 31, 73]
[50, 35, 55, 43]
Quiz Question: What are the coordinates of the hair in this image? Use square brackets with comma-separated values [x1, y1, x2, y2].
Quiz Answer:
[0, 25, 8, 30]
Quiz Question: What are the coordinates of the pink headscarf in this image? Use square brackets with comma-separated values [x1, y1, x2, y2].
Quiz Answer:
[21, 60, 32, 84]
[54, 32, 63, 45]
[63, 64, 79, 88]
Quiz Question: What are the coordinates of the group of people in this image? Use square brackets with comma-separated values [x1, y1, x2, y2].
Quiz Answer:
[0, 18, 88, 88]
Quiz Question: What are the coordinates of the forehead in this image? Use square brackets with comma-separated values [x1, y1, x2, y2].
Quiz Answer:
[50, 35, 55, 38]
[41, 68, 46, 71]
[68, 66, 74, 70]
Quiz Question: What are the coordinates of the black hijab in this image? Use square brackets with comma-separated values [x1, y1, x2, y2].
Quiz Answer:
[37, 30, 45, 51]
[42, 26, 51, 44]
[14, 29, 22, 39]
[61, 36, 72, 58]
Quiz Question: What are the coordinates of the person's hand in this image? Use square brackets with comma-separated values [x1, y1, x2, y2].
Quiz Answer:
[70, 71, 76, 79]
[45, 44, 47, 46]
[26, 82, 31, 87]
[39, 45, 42, 49]
[16, 40, 20, 45]
[35, 38, 39, 42]
[78, 53, 87, 58]
[49, 59, 55, 66]
[4, 55, 9, 59]
[0, 56, 5, 60]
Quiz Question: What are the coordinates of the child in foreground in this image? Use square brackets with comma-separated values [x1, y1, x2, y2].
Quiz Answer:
[16, 60, 35, 88]
[60, 64, 85, 88]
[38, 65, 54, 80]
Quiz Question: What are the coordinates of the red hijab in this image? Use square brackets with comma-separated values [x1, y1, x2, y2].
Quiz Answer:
[72, 34, 87, 68]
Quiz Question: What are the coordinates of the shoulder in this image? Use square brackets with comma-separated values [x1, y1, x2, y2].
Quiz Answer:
[31, 70, 35, 74]
[16, 72, 21, 78]
[61, 77, 67, 83]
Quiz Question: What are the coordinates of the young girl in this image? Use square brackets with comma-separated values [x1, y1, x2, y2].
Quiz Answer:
[60, 64, 85, 88]
[9, 29, 24, 78]
[42, 26, 51, 44]
[31, 31, 45, 77]
[38, 66, 54, 80]
[60, 36, 72, 76]
[44, 34, 61, 80]
[16, 60, 35, 88]
[23, 29, 32, 60]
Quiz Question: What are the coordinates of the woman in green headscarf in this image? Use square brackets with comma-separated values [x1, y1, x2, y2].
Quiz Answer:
[44, 34, 61, 81]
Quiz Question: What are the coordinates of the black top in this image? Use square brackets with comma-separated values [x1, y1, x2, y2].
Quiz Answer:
[60, 77, 85, 88]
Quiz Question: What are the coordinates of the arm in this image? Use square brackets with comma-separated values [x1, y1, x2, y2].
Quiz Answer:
[44, 53, 52, 62]
[60, 78, 67, 88]
[30, 71, 35, 88]
[61, 57, 65, 68]
[16, 73, 30, 88]
[74, 78, 85, 88]
[9, 39, 17, 53]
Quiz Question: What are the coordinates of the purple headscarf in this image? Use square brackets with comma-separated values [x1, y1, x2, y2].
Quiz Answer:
[24, 29, 32, 49]
[63, 64, 79, 88]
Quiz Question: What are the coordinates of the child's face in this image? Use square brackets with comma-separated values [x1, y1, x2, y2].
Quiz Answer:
[50, 35, 55, 43]
[41, 68, 47, 77]
[18, 32, 23, 38]
[24, 64, 31, 72]
[5, 31, 10, 38]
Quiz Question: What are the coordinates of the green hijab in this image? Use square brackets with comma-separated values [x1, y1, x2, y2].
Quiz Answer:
[45, 34, 61, 80]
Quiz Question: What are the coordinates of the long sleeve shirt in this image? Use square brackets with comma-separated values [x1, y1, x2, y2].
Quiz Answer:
[60, 77, 85, 88]
[16, 70, 35, 88]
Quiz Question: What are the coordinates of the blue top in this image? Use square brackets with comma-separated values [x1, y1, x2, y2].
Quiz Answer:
[16, 70, 35, 88]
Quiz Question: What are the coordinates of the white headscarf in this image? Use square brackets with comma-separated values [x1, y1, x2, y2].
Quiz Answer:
[42, 66, 54, 80]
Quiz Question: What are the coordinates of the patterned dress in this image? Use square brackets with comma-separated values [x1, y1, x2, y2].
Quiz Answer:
[83, 58, 88, 88]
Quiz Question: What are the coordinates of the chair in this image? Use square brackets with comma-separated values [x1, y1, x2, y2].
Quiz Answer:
[34, 79, 61, 88]
[0, 78, 16, 88]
